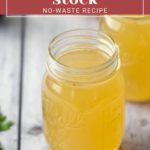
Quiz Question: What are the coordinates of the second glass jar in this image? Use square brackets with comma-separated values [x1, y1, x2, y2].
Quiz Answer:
[101, 16, 150, 101]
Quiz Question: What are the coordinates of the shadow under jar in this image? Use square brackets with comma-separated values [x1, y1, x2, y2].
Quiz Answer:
[100, 15, 150, 102]
[42, 29, 125, 150]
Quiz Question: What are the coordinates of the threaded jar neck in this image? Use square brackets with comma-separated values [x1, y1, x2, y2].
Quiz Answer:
[47, 29, 119, 84]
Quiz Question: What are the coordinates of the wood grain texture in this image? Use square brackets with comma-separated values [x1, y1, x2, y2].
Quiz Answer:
[20, 17, 99, 150]
[1, 16, 150, 150]
[0, 18, 21, 150]
[121, 102, 150, 150]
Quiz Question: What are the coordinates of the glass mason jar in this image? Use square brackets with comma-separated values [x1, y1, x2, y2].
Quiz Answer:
[42, 29, 125, 150]
[100, 15, 150, 101]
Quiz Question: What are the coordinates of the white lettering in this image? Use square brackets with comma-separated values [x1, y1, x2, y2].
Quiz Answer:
[53, 0, 61, 5]
[43, 8, 53, 13]
[56, 8, 62, 13]
[55, 7, 80, 14]
[89, 0, 97, 4]
[82, 7, 108, 14]
[53, 0, 98, 5]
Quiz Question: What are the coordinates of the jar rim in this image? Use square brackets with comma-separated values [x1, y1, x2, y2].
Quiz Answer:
[104, 15, 150, 22]
[48, 28, 118, 73]
[47, 28, 119, 83]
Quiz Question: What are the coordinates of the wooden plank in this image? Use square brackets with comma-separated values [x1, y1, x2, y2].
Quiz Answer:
[121, 102, 150, 150]
[21, 17, 98, 150]
[0, 17, 21, 150]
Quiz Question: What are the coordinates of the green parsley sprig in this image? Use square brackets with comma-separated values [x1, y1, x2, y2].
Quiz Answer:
[0, 108, 13, 150]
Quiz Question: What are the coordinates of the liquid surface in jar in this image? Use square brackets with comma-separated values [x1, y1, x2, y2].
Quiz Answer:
[42, 49, 124, 150]
[57, 49, 109, 68]
[101, 16, 150, 101]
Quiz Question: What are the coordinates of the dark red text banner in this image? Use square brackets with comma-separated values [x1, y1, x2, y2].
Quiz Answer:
[0, 0, 149, 15]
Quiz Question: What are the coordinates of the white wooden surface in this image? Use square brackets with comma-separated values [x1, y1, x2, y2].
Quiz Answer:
[0, 16, 150, 150]
[121, 103, 150, 150]
[21, 17, 98, 150]
[0, 18, 21, 150]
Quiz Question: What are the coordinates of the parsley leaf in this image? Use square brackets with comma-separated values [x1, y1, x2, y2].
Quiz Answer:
[0, 110, 13, 150]
[0, 114, 13, 132]
[0, 142, 3, 150]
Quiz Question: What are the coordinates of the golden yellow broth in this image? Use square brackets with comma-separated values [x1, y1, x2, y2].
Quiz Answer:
[101, 16, 150, 101]
[42, 49, 125, 150]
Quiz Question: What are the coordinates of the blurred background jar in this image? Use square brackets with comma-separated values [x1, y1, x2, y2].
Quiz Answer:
[100, 15, 150, 102]
[42, 29, 125, 150]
